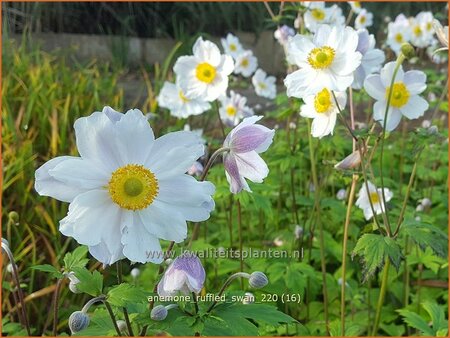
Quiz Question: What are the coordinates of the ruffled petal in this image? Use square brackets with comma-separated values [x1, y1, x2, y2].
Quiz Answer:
[234, 151, 269, 183]
[230, 125, 275, 153]
[400, 95, 429, 120]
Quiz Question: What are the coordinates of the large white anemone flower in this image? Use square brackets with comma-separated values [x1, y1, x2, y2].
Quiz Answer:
[352, 29, 385, 90]
[355, 181, 393, 221]
[285, 24, 361, 99]
[300, 88, 347, 138]
[157, 81, 211, 118]
[364, 62, 429, 131]
[252, 69, 277, 99]
[35, 107, 215, 265]
[174, 37, 234, 101]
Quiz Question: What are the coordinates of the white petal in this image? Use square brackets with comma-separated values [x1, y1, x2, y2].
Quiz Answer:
[35, 156, 88, 203]
[380, 62, 404, 87]
[89, 241, 125, 266]
[400, 95, 429, 120]
[234, 151, 269, 183]
[192, 37, 221, 67]
[364, 74, 386, 101]
[385, 108, 403, 131]
[404, 70, 427, 95]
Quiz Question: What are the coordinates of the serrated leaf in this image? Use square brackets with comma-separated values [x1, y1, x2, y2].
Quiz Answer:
[31, 264, 64, 279]
[72, 267, 103, 297]
[352, 234, 402, 280]
[107, 283, 148, 307]
[397, 309, 435, 336]
[422, 301, 448, 333]
[402, 220, 448, 257]
[215, 303, 296, 326]
[63, 246, 89, 271]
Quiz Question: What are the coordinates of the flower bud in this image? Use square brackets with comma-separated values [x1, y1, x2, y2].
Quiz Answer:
[294, 225, 303, 240]
[130, 268, 140, 279]
[243, 292, 255, 304]
[67, 272, 81, 294]
[335, 151, 361, 171]
[428, 125, 438, 135]
[420, 198, 432, 208]
[249, 271, 268, 289]
[416, 204, 424, 212]
[401, 43, 415, 59]
[116, 320, 127, 333]
[68, 311, 90, 334]
[336, 188, 347, 201]
[151, 305, 168, 321]
[6, 263, 13, 273]
[421, 119, 431, 128]
[8, 211, 19, 225]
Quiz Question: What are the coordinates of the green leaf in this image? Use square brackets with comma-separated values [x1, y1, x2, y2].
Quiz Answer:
[63, 246, 89, 271]
[72, 267, 103, 297]
[397, 309, 435, 336]
[107, 283, 148, 307]
[31, 264, 63, 279]
[422, 301, 448, 333]
[352, 234, 402, 280]
[402, 220, 448, 257]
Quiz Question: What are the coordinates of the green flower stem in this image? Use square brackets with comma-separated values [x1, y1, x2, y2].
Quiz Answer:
[104, 299, 122, 336]
[371, 259, 391, 336]
[306, 120, 329, 333]
[52, 278, 63, 336]
[214, 101, 226, 139]
[206, 272, 251, 313]
[379, 53, 406, 237]
[116, 262, 134, 336]
[237, 199, 244, 288]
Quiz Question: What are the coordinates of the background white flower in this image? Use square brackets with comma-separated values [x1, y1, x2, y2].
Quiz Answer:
[352, 29, 385, 90]
[252, 69, 277, 99]
[285, 24, 361, 98]
[387, 14, 412, 55]
[355, 9, 373, 29]
[356, 181, 393, 220]
[35, 107, 215, 265]
[157, 81, 211, 118]
[364, 62, 429, 131]
[274, 25, 295, 46]
[304, 2, 344, 32]
[410, 12, 435, 48]
[348, 1, 362, 14]
[300, 88, 347, 138]
[234, 50, 258, 77]
[219, 90, 254, 126]
[174, 37, 234, 101]
[221, 33, 244, 59]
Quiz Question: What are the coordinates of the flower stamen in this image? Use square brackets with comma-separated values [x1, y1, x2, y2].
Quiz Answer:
[386, 82, 410, 108]
[307, 46, 336, 69]
[196, 63, 217, 83]
[314, 88, 332, 113]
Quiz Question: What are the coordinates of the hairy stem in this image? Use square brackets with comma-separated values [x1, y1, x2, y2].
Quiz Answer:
[371, 259, 391, 336]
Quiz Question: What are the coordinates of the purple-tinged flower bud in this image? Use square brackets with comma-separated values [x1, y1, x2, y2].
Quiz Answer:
[428, 126, 438, 135]
[151, 305, 168, 321]
[337, 189, 348, 201]
[294, 225, 303, 240]
[249, 271, 268, 289]
[68, 311, 90, 334]
[420, 198, 432, 208]
[157, 253, 205, 297]
[335, 151, 362, 170]
[187, 161, 204, 177]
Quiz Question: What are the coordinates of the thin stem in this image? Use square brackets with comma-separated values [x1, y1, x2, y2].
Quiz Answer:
[371, 259, 391, 336]
[214, 101, 226, 139]
[340, 174, 358, 336]
[431, 77, 448, 120]
[379, 54, 406, 236]
[104, 300, 122, 336]
[263, 1, 277, 20]
[206, 272, 250, 313]
[117, 262, 134, 336]
[306, 120, 329, 333]
[192, 292, 199, 314]
[52, 278, 63, 336]
[237, 199, 244, 289]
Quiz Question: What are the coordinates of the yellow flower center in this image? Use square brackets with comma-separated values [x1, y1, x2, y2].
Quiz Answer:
[395, 33, 403, 43]
[414, 25, 422, 37]
[196, 63, 217, 83]
[108, 164, 158, 211]
[360, 16, 366, 24]
[386, 82, 410, 108]
[426, 22, 432, 31]
[226, 106, 237, 116]
[311, 8, 325, 21]
[241, 58, 249, 67]
[179, 90, 190, 103]
[354, 2, 361, 8]
[230, 43, 237, 51]
[314, 88, 332, 113]
[370, 192, 380, 204]
[258, 82, 267, 89]
[307, 46, 336, 69]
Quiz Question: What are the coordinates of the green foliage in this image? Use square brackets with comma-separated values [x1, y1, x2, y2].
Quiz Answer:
[398, 302, 448, 336]
[71, 267, 103, 297]
[402, 220, 448, 257]
[106, 283, 148, 307]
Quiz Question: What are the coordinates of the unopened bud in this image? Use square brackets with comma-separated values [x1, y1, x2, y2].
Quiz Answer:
[294, 225, 303, 239]
[401, 43, 415, 59]
[8, 211, 19, 225]
[116, 320, 127, 333]
[428, 125, 438, 135]
[416, 204, 424, 212]
[130, 268, 140, 279]
[67, 272, 81, 294]
[335, 151, 362, 171]
[249, 271, 268, 289]
[68, 311, 90, 334]
[420, 198, 432, 208]
[243, 292, 255, 304]
[336, 188, 347, 201]
[151, 305, 168, 321]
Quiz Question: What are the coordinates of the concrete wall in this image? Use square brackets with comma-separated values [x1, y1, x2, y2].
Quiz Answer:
[7, 31, 287, 76]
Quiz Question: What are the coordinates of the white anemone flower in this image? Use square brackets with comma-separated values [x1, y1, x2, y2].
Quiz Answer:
[174, 37, 234, 101]
[304, 2, 342, 32]
[300, 88, 346, 138]
[285, 24, 361, 99]
[410, 17, 434, 48]
[355, 9, 373, 30]
[355, 181, 393, 220]
[416, 12, 435, 39]
[364, 62, 429, 131]
[35, 107, 215, 265]
[387, 14, 412, 55]
[328, 5, 345, 27]
[219, 91, 254, 127]
[157, 81, 211, 118]
[234, 50, 258, 77]
[252, 69, 277, 99]
[223, 116, 275, 194]
[221, 33, 244, 59]
[348, 1, 362, 14]
[274, 25, 295, 46]
[352, 29, 385, 90]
